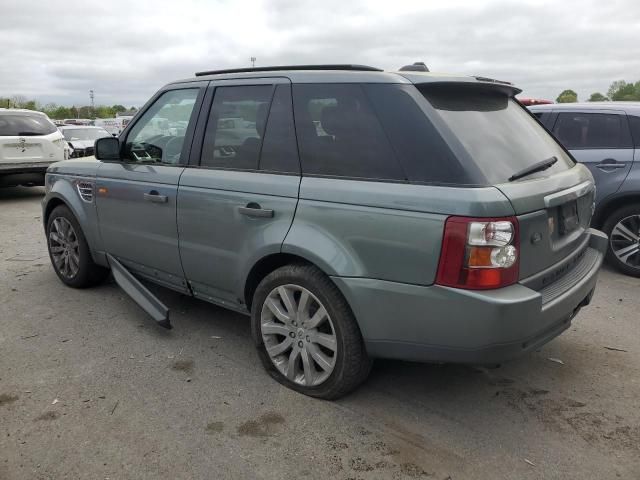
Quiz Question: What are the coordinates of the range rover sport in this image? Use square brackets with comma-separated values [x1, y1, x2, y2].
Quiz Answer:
[42, 65, 607, 399]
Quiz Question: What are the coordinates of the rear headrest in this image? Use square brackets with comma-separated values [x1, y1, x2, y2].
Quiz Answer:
[256, 102, 269, 136]
[320, 105, 354, 137]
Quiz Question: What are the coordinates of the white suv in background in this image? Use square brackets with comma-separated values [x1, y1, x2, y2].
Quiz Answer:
[0, 109, 68, 187]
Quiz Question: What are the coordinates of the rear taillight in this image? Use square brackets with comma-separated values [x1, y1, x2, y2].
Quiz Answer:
[435, 216, 519, 290]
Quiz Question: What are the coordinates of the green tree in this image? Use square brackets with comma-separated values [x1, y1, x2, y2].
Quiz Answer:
[111, 104, 126, 113]
[609, 80, 640, 101]
[556, 89, 578, 103]
[588, 92, 608, 102]
[607, 80, 627, 100]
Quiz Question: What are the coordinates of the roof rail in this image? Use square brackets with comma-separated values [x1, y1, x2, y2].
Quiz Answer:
[195, 64, 383, 77]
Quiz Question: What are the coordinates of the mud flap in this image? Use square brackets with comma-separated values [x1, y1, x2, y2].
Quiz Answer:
[106, 253, 171, 329]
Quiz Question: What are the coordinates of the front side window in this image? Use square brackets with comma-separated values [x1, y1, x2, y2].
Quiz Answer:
[201, 85, 272, 170]
[553, 112, 633, 149]
[293, 84, 405, 181]
[123, 89, 198, 165]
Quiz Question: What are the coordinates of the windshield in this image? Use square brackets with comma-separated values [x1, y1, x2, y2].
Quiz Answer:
[0, 114, 57, 136]
[420, 86, 574, 184]
[62, 128, 111, 141]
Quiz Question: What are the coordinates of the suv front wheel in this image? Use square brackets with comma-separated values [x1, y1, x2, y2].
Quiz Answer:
[251, 264, 371, 399]
[603, 203, 640, 277]
[46, 205, 109, 287]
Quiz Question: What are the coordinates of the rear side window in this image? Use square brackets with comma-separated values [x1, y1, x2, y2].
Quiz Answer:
[629, 116, 640, 147]
[201, 85, 272, 170]
[364, 84, 467, 184]
[553, 112, 633, 149]
[421, 86, 574, 184]
[0, 114, 57, 136]
[292, 84, 405, 181]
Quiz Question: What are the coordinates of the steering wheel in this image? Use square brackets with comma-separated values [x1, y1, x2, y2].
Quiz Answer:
[163, 136, 184, 164]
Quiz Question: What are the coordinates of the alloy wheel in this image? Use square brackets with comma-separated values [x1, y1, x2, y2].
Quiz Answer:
[49, 217, 80, 279]
[610, 214, 640, 269]
[260, 284, 338, 387]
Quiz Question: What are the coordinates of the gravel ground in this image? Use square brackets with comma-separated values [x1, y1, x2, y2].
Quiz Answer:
[1, 186, 639, 480]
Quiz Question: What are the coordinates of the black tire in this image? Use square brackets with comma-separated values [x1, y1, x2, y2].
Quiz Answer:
[602, 203, 640, 277]
[251, 264, 372, 400]
[46, 205, 109, 288]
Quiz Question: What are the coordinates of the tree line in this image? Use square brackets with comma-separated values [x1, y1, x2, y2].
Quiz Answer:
[0, 95, 137, 119]
[556, 79, 640, 103]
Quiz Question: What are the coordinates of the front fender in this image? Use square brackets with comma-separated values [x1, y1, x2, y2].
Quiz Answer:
[43, 173, 104, 263]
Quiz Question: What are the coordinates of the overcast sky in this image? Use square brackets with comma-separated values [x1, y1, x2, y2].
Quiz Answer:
[1, 0, 638, 107]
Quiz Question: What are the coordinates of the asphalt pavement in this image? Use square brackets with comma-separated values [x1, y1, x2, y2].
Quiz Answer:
[1, 186, 639, 479]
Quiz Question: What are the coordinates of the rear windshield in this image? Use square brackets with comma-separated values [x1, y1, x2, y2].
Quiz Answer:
[420, 86, 574, 184]
[0, 113, 57, 136]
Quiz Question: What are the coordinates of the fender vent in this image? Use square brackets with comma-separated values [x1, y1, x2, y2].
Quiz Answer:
[76, 181, 94, 202]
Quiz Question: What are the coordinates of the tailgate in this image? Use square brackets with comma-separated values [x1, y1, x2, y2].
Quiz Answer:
[0, 136, 48, 163]
[496, 164, 596, 280]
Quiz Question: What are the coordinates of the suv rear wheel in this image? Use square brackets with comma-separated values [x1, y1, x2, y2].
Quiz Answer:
[251, 264, 371, 399]
[603, 203, 640, 277]
[46, 205, 109, 287]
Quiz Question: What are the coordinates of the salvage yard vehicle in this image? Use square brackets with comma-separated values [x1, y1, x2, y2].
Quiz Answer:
[0, 108, 67, 187]
[42, 65, 607, 399]
[530, 102, 640, 277]
[59, 125, 111, 158]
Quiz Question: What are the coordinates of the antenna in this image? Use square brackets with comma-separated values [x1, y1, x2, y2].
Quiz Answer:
[250, 56, 256, 68]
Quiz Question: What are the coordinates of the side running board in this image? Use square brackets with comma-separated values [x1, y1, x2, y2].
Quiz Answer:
[106, 253, 171, 329]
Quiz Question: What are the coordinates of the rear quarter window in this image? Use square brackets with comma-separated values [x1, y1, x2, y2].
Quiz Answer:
[0, 114, 57, 136]
[292, 84, 405, 181]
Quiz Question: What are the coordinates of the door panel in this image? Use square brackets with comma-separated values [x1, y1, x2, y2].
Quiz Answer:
[96, 163, 187, 291]
[551, 111, 634, 204]
[570, 148, 633, 203]
[95, 85, 205, 292]
[178, 169, 299, 306]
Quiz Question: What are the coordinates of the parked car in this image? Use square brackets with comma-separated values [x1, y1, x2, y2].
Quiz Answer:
[42, 65, 606, 399]
[530, 102, 640, 277]
[0, 108, 67, 187]
[518, 98, 553, 106]
[59, 126, 111, 158]
[94, 117, 131, 136]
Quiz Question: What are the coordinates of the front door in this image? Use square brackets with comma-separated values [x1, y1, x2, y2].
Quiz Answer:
[96, 86, 204, 292]
[178, 79, 301, 309]
[552, 110, 634, 203]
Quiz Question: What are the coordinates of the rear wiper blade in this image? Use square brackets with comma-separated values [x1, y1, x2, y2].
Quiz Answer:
[508, 156, 557, 182]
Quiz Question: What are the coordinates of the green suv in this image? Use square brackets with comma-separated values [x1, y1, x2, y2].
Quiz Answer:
[42, 65, 607, 399]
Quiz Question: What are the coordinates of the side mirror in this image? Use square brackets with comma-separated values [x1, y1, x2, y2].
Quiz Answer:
[95, 137, 120, 161]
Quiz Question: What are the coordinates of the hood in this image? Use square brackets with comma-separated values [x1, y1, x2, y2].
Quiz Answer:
[66, 139, 94, 150]
[47, 158, 99, 177]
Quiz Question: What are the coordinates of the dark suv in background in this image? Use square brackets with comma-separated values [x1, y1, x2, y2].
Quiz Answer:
[530, 103, 640, 277]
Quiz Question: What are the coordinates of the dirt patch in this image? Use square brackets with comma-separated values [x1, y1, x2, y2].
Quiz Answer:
[205, 421, 224, 434]
[400, 462, 432, 478]
[349, 456, 374, 472]
[0, 394, 19, 406]
[237, 412, 285, 437]
[35, 411, 60, 421]
[171, 359, 194, 373]
[498, 386, 640, 452]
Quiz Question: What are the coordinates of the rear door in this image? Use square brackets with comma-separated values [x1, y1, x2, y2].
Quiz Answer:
[95, 85, 205, 292]
[177, 78, 301, 309]
[550, 110, 634, 203]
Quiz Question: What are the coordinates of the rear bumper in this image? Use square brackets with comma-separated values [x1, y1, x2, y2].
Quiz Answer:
[332, 228, 607, 364]
[0, 162, 51, 186]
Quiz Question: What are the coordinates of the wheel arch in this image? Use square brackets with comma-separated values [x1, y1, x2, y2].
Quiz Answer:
[593, 193, 640, 229]
[244, 252, 330, 311]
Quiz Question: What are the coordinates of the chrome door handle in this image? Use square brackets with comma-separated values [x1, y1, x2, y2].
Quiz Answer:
[144, 191, 168, 203]
[238, 202, 274, 218]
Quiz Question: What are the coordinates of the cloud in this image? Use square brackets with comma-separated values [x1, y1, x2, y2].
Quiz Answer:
[1, 0, 638, 106]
